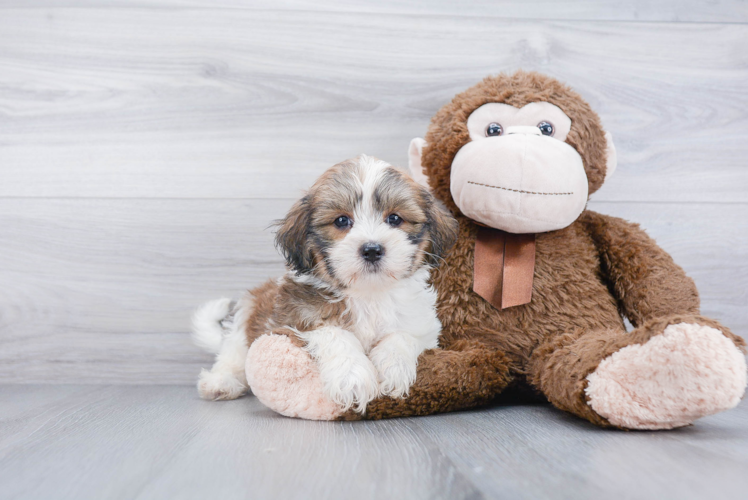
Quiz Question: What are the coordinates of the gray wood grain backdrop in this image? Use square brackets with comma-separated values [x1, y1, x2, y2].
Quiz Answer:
[1, 1, 747, 384]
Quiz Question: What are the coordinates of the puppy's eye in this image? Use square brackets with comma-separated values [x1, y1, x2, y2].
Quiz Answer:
[537, 121, 554, 136]
[386, 214, 403, 227]
[333, 215, 351, 229]
[486, 122, 502, 137]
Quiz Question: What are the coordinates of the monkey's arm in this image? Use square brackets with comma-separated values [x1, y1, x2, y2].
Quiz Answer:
[581, 210, 700, 327]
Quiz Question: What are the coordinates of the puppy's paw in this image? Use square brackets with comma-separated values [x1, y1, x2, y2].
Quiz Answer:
[297, 326, 380, 414]
[322, 358, 380, 413]
[370, 335, 419, 399]
[197, 368, 247, 401]
[376, 363, 417, 399]
[371, 351, 417, 399]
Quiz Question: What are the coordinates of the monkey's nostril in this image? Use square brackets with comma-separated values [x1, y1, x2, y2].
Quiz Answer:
[361, 243, 384, 263]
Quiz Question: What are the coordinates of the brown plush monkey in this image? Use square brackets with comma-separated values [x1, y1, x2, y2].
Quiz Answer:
[247, 71, 747, 429]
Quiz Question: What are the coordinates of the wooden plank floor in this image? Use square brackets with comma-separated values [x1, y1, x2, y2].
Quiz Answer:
[0, 385, 748, 500]
[0, 386, 746, 500]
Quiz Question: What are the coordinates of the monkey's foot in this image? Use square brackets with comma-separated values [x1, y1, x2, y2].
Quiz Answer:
[585, 322, 747, 430]
[246, 334, 342, 420]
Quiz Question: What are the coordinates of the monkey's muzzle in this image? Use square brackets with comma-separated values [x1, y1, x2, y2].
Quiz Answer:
[450, 127, 589, 234]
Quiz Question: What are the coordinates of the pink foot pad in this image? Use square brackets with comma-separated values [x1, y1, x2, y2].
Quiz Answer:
[246, 334, 342, 420]
[586, 323, 747, 430]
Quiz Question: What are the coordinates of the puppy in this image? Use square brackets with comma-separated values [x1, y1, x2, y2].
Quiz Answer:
[192, 155, 458, 413]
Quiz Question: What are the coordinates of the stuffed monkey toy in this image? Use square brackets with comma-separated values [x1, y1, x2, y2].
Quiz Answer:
[247, 71, 747, 429]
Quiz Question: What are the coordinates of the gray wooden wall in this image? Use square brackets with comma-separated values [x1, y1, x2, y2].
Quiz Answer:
[2, 1, 747, 384]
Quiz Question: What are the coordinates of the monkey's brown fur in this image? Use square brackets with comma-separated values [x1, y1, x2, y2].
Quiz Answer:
[337, 71, 745, 426]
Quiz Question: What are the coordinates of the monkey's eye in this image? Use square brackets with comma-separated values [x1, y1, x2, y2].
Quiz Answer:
[334, 215, 352, 229]
[486, 122, 503, 137]
[386, 214, 403, 227]
[537, 121, 554, 136]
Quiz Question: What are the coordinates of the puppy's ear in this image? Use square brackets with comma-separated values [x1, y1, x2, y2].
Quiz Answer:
[422, 188, 458, 267]
[274, 195, 315, 274]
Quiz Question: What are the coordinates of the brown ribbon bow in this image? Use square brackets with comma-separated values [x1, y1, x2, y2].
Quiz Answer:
[473, 227, 536, 309]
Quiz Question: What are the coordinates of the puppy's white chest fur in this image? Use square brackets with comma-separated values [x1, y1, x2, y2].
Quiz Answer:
[344, 268, 442, 353]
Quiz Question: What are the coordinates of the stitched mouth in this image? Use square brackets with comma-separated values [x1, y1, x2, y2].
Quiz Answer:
[467, 181, 573, 196]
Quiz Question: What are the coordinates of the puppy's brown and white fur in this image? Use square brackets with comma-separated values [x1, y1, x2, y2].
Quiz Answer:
[193, 155, 458, 412]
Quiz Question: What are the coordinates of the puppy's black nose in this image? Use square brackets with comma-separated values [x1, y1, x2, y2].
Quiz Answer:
[361, 242, 384, 263]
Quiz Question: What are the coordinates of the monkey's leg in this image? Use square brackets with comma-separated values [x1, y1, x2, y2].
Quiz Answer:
[246, 334, 514, 421]
[349, 340, 514, 420]
[528, 314, 747, 430]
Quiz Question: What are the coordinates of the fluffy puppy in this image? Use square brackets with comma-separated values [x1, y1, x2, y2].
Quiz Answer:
[193, 155, 458, 412]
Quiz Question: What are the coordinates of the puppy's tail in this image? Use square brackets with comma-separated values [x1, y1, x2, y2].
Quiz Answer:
[191, 298, 236, 354]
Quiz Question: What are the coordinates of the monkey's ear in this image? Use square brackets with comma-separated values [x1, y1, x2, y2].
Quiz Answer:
[274, 195, 315, 274]
[603, 131, 617, 182]
[408, 138, 430, 190]
[423, 192, 459, 267]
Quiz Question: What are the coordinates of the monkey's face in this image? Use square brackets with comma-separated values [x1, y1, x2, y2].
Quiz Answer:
[409, 71, 618, 235]
[450, 102, 588, 233]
